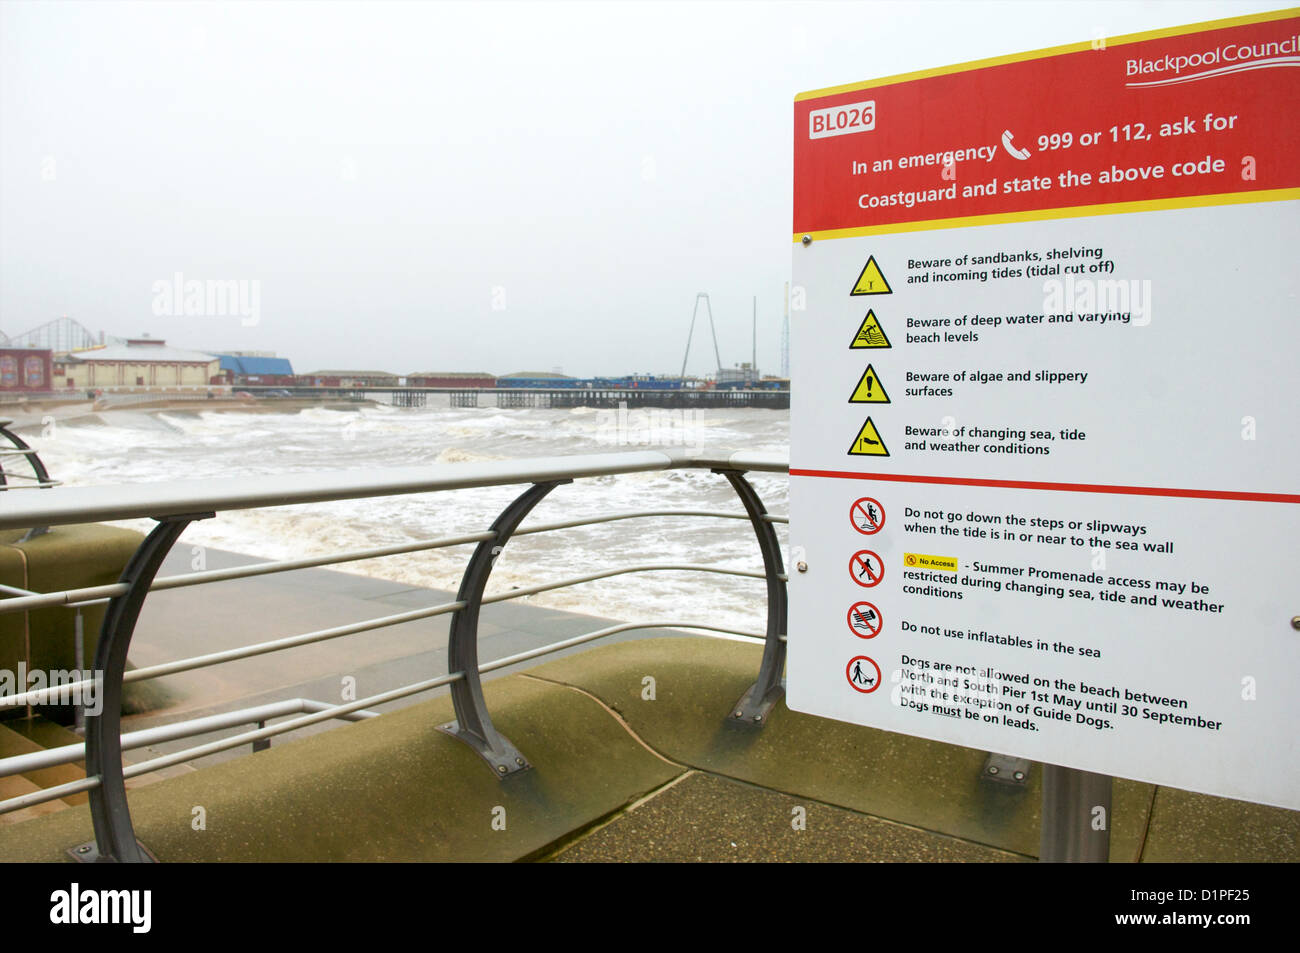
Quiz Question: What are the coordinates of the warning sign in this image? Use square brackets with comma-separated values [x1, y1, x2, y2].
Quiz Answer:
[850, 311, 891, 349]
[849, 256, 891, 295]
[848, 365, 890, 404]
[850, 496, 885, 534]
[846, 656, 882, 693]
[787, 9, 1300, 811]
[847, 601, 883, 638]
[848, 549, 884, 588]
[847, 417, 889, 456]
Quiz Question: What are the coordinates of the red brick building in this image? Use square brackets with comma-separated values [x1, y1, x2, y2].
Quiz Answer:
[0, 348, 54, 393]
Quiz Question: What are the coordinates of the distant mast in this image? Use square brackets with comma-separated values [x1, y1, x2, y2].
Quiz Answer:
[781, 282, 790, 378]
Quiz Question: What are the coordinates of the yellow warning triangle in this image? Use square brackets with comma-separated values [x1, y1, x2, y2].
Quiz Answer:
[850, 311, 891, 349]
[848, 417, 890, 456]
[849, 365, 890, 403]
[850, 256, 892, 296]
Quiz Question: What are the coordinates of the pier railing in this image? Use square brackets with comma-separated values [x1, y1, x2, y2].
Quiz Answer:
[0, 449, 789, 862]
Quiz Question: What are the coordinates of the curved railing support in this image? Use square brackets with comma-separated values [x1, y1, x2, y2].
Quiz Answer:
[0, 419, 57, 539]
[0, 420, 54, 488]
[82, 512, 211, 862]
[439, 480, 570, 777]
[715, 469, 787, 727]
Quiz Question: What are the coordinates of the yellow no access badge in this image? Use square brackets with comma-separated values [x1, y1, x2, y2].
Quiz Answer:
[904, 553, 958, 572]
[850, 256, 892, 296]
[848, 417, 889, 456]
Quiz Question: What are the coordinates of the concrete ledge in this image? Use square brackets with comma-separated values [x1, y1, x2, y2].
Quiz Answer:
[0, 673, 680, 862]
[525, 638, 1299, 862]
[2, 637, 1295, 862]
[1, 523, 142, 723]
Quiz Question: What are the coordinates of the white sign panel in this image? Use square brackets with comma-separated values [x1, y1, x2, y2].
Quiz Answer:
[788, 10, 1300, 809]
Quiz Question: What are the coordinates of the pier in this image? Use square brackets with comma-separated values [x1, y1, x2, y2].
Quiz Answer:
[255, 386, 790, 410]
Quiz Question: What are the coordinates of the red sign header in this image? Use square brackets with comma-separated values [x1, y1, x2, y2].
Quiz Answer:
[792, 11, 1300, 236]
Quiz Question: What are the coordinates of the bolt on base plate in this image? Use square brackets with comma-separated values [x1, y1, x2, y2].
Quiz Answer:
[437, 721, 531, 778]
[981, 752, 1031, 787]
[728, 678, 786, 728]
[67, 839, 157, 863]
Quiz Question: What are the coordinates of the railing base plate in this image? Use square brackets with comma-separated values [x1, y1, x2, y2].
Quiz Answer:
[67, 839, 157, 863]
[437, 721, 531, 778]
[728, 678, 786, 728]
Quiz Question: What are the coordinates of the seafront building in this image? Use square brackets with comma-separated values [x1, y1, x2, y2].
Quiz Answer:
[55, 339, 219, 392]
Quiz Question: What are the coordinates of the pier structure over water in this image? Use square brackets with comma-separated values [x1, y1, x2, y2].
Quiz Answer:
[285, 386, 791, 410]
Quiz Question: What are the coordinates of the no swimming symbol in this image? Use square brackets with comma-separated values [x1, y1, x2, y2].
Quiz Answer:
[850, 496, 885, 534]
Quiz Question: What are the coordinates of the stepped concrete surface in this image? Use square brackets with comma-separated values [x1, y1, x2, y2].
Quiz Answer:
[2, 636, 1296, 862]
[1, 547, 1296, 862]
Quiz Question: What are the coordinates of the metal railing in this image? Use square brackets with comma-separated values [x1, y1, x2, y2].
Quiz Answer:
[0, 446, 1111, 864]
[0, 449, 789, 862]
[0, 419, 59, 491]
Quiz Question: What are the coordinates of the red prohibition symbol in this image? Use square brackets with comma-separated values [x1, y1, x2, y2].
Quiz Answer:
[849, 549, 884, 588]
[847, 601, 883, 638]
[849, 496, 885, 535]
[846, 656, 882, 693]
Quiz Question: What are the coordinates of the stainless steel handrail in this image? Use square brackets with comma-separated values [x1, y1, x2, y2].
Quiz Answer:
[0, 621, 765, 816]
[0, 698, 379, 776]
[0, 448, 790, 861]
[0, 449, 785, 529]
[0, 563, 773, 709]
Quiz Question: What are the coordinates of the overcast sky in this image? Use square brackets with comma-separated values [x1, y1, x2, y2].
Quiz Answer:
[0, 0, 1282, 377]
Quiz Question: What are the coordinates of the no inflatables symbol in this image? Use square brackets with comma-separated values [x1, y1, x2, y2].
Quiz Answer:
[849, 549, 884, 588]
[847, 601, 883, 639]
[850, 496, 885, 534]
[846, 656, 882, 693]
[850, 256, 892, 296]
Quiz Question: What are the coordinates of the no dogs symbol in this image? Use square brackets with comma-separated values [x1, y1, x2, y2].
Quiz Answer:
[846, 656, 881, 693]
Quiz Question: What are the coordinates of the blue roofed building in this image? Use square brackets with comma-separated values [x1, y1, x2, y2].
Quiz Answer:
[214, 353, 296, 385]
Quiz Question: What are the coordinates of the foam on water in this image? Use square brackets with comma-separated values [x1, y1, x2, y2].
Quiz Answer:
[28, 403, 789, 634]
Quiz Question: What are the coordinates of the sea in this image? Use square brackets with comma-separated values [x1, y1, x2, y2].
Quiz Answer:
[33, 399, 789, 635]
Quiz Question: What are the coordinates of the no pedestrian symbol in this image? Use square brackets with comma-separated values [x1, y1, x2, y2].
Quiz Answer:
[850, 497, 885, 534]
[846, 656, 881, 693]
[847, 601, 883, 638]
[849, 549, 883, 588]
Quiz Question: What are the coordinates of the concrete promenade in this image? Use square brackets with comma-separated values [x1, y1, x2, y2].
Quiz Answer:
[1, 551, 1296, 862]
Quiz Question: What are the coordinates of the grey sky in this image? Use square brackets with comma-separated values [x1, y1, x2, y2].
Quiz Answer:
[0, 0, 1281, 378]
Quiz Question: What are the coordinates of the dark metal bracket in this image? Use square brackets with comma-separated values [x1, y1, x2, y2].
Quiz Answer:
[78, 511, 212, 863]
[715, 468, 787, 728]
[438, 480, 569, 778]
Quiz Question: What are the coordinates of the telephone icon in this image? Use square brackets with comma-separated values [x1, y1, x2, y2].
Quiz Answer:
[1001, 130, 1031, 160]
